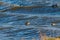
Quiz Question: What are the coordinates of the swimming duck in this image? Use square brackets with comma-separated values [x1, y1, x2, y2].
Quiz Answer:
[25, 21, 30, 26]
[51, 23, 56, 26]
[52, 4, 58, 8]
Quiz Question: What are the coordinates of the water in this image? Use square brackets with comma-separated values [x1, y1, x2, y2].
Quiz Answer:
[0, 0, 60, 40]
[0, 12, 60, 40]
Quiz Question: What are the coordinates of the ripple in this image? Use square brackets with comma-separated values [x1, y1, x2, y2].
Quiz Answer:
[0, 2, 60, 40]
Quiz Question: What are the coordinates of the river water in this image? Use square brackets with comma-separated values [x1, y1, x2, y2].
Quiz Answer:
[0, 0, 60, 40]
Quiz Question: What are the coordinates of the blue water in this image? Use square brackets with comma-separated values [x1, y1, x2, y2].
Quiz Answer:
[0, 0, 60, 40]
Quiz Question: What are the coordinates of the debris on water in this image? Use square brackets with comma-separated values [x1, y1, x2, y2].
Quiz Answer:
[25, 21, 30, 26]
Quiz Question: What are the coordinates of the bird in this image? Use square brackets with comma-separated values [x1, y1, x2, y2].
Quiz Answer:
[51, 23, 56, 26]
[25, 21, 30, 26]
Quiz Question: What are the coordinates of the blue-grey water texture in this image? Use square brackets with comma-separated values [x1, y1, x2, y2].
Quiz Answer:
[0, 0, 60, 40]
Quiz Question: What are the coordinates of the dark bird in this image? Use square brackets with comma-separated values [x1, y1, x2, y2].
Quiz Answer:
[25, 21, 30, 26]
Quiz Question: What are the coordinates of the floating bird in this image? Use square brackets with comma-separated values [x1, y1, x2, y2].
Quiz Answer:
[25, 21, 30, 26]
[51, 23, 56, 26]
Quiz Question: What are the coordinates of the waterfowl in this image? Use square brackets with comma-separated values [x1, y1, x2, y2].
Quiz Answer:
[25, 21, 30, 26]
[51, 23, 56, 26]
[52, 4, 58, 8]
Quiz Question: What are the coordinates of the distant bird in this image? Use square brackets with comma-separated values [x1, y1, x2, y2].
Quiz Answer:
[52, 4, 58, 8]
[25, 21, 30, 26]
[51, 23, 56, 26]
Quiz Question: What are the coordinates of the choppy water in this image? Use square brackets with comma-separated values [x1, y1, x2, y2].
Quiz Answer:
[0, 0, 60, 40]
[0, 12, 60, 40]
